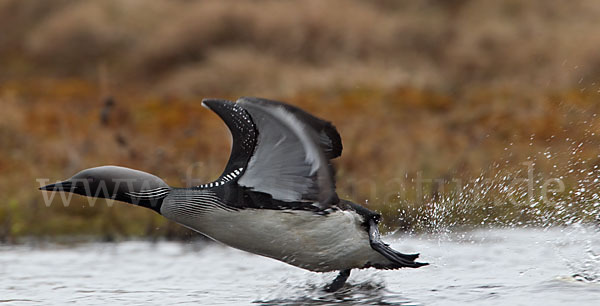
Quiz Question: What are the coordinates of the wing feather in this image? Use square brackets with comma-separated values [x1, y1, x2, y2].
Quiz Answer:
[237, 98, 338, 207]
[201, 99, 256, 180]
[239, 97, 342, 159]
[201, 97, 339, 209]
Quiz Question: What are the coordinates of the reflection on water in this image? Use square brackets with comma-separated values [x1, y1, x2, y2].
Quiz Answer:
[1, 227, 599, 305]
[256, 280, 402, 306]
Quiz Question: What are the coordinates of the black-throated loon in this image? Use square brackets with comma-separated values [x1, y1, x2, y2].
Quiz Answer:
[39, 97, 427, 292]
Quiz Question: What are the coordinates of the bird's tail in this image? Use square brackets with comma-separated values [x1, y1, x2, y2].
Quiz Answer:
[368, 220, 429, 269]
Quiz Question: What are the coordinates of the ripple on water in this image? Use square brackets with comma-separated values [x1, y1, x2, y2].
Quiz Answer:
[1, 227, 600, 305]
[255, 279, 417, 306]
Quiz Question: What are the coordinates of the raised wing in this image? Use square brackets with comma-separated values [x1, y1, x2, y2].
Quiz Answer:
[202, 97, 339, 208]
[239, 97, 342, 159]
[201, 99, 256, 182]
[237, 97, 338, 207]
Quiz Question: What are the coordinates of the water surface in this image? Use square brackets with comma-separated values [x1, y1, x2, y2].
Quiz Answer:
[1, 227, 599, 305]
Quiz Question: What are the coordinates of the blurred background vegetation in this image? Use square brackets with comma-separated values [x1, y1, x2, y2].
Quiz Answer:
[1, 0, 600, 242]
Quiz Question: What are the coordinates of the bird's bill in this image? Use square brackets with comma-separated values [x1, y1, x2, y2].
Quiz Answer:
[39, 180, 74, 191]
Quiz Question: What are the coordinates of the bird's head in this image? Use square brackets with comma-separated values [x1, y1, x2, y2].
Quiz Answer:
[39, 166, 171, 212]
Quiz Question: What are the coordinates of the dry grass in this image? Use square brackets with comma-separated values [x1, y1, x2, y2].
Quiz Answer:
[1, 0, 600, 240]
[1, 0, 600, 94]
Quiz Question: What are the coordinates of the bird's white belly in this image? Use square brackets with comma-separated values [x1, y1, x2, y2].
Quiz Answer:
[165, 207, 382, 272]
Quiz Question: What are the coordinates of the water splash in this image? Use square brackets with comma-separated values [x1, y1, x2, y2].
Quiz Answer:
[393, 129, 600, 233]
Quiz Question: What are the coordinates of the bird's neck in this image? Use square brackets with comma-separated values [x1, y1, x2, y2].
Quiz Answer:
[116, 187, 172, 213]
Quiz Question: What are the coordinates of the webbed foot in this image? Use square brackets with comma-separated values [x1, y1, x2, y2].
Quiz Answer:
[324, 269, 351, 292]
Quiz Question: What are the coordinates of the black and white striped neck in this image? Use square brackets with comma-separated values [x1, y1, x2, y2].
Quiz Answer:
[122, 187, 172, 213]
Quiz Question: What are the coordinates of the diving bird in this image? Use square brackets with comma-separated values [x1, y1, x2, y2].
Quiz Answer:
[39, 97, 427, 292]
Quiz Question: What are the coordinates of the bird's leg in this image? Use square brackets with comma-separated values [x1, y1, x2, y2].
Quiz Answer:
[324, 269, 351, 292]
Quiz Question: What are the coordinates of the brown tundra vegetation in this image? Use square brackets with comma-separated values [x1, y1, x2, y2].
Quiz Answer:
[1, 0, 600, 241]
